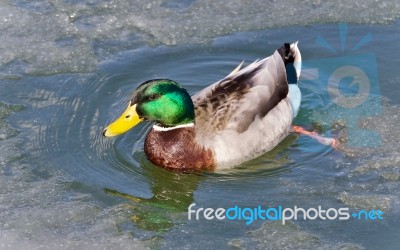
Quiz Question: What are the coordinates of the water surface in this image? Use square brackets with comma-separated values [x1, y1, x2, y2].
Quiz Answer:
[1, 1, 400, 249]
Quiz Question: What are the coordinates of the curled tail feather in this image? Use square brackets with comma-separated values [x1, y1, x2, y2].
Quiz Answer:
[278, 42, 302, 84]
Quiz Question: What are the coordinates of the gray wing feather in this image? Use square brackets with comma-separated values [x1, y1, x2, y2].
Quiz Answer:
[192, 50, 288, 135]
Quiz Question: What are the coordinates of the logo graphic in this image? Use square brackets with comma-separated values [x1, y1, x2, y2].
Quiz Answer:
[301, 23, 381, 148]
[188, 203, 384, 225]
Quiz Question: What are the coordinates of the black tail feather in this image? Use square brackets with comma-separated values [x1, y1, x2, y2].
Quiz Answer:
[278, 43, 298, 84]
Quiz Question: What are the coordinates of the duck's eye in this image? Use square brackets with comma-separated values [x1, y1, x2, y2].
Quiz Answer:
[148, 94, 159, 101]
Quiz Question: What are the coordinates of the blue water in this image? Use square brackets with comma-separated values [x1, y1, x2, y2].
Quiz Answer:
[1, 1, 400, 249]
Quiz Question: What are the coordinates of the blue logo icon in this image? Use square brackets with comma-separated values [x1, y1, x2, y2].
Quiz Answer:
[301, 23, 381, 148]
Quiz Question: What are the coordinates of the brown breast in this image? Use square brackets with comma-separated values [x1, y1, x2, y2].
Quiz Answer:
[144, 126, 215, 172]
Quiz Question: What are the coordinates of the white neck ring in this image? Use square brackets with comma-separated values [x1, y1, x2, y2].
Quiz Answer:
[153, 122, 195, 131]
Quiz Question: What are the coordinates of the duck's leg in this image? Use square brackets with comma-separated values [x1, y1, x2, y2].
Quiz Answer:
[292, 125, 340, 149]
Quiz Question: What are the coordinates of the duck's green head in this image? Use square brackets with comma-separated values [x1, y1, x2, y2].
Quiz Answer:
[103, 79, 194, 137]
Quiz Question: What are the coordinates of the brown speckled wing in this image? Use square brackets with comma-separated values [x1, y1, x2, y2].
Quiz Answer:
[192, 49, 288, 135]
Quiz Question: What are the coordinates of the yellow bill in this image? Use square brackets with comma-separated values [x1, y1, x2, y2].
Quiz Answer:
[103, 102, 143, 137]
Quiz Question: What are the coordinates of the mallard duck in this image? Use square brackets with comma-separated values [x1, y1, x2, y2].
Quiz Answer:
[103, 42, 302, 171]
